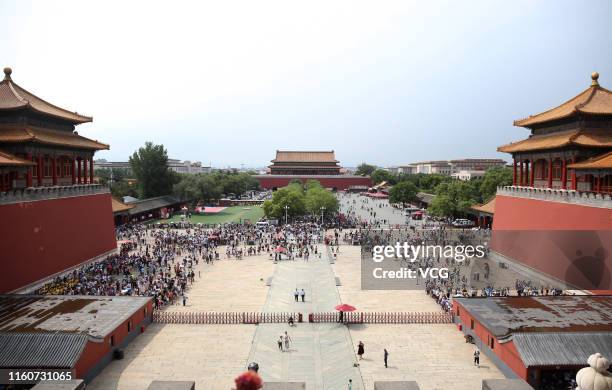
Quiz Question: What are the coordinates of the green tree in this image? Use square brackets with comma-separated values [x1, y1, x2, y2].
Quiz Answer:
[355, 163, 376, 176]
[371, 169, 393, 185]
[479, 166, 512, 201]
[305, 186, 339, 216]
[389, 181, 418, 205]
[110, 181, 138, 199]
[429, 180, 479, 218]
[263, 187, 306, 221]
[129, 142, 177, 198]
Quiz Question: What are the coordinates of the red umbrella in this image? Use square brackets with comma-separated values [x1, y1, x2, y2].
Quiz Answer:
[274, 246, 287, 253]
[335, 304, 356, 312]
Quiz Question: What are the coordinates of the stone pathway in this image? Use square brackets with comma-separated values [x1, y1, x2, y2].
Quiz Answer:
[247, 248, 364, 389]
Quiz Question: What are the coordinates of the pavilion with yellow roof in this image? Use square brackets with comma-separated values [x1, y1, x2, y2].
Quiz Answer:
[498, 72, 612, 193]
[0, 67, 108, 191]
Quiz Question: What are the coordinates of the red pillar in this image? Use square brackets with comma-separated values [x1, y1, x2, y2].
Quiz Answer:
[71, 157, 76, 185]
[561, 159, 567, 190]
[596, 175, 601, 193]
[529, 159, 535, 187]
[26, 153, 33, 187]
[512, 158, 517, 186]
[90, 158, 94, 184]
[571, 158, 577, 190]
[37, 154, 43, 186]
[84, 158, 88, 184]
[51, 156, 57, 185]
[547, 159, 553, 188]
[77, 158, 82, 184]
[519, 161, 524, 186]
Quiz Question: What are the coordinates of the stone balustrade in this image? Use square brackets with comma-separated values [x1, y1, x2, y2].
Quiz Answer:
[0, 184, 109, 205]
[496, 185, 612, 209]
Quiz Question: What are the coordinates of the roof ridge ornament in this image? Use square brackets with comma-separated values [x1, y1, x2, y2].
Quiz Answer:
[3, 67, 12, 81]
[591, 71, 599, 87]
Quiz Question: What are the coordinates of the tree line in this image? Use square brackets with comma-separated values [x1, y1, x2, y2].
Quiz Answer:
[357, 162, 512, 218]
[96, 142, 260, 202]
[262, 180, 339, 221]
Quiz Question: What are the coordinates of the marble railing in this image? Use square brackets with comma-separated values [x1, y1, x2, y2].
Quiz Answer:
[0, 184, 109, 205]
[496, 185, 612, 209]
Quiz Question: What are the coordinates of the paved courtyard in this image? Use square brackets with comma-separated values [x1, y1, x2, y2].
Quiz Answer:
[90, 237, 505, 390]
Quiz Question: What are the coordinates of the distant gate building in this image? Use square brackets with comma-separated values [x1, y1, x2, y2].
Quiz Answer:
[255, 150, 372, 191]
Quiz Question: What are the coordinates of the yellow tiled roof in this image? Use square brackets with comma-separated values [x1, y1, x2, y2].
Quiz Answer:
[0, 150, 36, 166]
[568, 152, 612, 170]
[497, 129, 612, 153]
[0, 126, 109, 150]
[272, 150, 338, 163]
[471, 197, 495, 215]
[514, 73, 612, 127]
[0, 67, 92, 124]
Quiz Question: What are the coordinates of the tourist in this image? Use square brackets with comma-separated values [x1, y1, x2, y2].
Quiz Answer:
[234, 371, 263, 390]
[357, 341, 365, 360]
[384, 348, 389, 368]
[284, 331, 292, 351]
[294, 289, 299, 302]
[348, 379, 353, 390]
[474, 349, 480, 367]
[300, 289, 305, 302]
[278, 336, 284, 352]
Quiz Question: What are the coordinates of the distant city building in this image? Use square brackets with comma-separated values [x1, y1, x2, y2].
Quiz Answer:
[451, 170, 487, 181]
[94, 158, 211, 175]
[388, 159, 506, 177]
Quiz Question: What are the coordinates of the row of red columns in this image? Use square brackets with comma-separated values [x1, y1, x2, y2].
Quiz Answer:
[25, 153, 94, 187]
[512, 157, 577, 190]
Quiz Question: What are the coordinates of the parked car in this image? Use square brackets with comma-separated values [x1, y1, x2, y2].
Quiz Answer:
[452, 219, 475, 228]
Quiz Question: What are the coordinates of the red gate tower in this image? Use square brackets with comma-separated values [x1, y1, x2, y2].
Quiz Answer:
[256, 150, 372, 190]
[0, 67, 116, 293]
[493, 72, 612, 290]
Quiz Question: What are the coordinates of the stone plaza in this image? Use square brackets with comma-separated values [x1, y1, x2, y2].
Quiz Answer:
[89, 216, 504, 390]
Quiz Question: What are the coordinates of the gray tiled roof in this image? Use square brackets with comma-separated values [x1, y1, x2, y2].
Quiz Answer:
[128, 195, 181, 215]
[513, 332, 612, 367]
[0, 332, 87, 368]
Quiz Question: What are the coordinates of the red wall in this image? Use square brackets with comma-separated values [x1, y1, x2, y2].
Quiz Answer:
[491, 195, 612, 290]
[75, 300, 153, 379]
[493, 195, 612, 230]
[0, 193, 117, 293]
[257, 176, 372, 190]
[455, 301, 528, 380]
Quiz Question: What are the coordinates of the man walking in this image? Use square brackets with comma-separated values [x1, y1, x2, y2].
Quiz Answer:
[384, 348, 389, 368]
[278, 335, 284, 352]
[474, 349, 480, 367]
[300, 289, 306, 302]
[294, 289, 299, 302]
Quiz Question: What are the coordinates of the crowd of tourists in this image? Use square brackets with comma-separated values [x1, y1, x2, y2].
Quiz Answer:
[36, 220, 323, 309]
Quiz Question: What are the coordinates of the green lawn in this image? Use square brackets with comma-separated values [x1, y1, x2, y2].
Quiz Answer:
[156, 205, 265, 225]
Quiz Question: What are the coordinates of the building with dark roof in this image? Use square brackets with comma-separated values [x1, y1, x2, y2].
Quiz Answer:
[454, 295, 612, 388]
[0, 295, 153, 382]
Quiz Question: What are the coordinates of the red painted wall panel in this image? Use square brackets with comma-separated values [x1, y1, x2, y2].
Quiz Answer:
[491, 195, 612, 290]
[493, 195, 612, 231]
[75, 300, 152, 379]
[257, 176, 372, 190]
[0, 193, 117, 293]
[455, 301, 529, 380]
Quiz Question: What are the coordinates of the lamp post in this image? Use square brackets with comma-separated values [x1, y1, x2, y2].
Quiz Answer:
[320, 206, 326, 226]
[284, 205, 289, 225]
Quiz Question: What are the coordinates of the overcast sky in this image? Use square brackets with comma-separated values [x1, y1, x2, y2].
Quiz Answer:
[1, 1, 611, 167]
